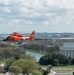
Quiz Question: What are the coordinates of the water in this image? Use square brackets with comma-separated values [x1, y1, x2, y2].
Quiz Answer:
[26, 51, 44, 62]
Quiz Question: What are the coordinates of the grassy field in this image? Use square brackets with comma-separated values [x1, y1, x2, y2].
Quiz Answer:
[54, 70, 73, 73]
[54, 65, 74, 68]
[38, 62, 74, 67]
[38, 64, 74, 73]
[25, 49, 46, 55]
[54, 65, 74, 73]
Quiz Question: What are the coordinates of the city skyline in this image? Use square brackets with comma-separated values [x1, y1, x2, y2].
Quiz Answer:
[0, 0, 74, 33]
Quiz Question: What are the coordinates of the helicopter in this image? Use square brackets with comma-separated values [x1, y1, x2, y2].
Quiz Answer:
[3, 31, 35, 42]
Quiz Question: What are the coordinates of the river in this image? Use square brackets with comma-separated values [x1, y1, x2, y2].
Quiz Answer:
[26, 51, 44, 62]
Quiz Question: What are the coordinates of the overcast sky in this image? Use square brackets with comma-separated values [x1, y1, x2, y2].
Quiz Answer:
[0, 0, 74, 33]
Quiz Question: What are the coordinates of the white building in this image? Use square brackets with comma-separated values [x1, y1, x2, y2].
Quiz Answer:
[54, 38, 74, 43]
[60, 42, 74, 59]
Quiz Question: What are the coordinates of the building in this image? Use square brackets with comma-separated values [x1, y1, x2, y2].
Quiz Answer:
[54, 38, 74, 43]
[60, 42, 74, 59]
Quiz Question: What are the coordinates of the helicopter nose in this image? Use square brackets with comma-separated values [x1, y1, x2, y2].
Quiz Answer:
[3, 36, 10, 41]
[3, 39, 6, 41]
[3, 38, 8, 41]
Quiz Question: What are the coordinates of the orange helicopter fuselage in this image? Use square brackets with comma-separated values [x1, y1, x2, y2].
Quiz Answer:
[3, 31, 35, 42]
[7, 36, 24, 42]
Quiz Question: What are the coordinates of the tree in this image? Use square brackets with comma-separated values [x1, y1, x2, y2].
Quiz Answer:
[9, 66, 22, 75]
[63, 57, 71, 65]
[0, 47, 14, 59]
[21, 54, 35, 60]
[39, 53, 71, 66]
[51, 53, 71, 65]
[4, 58, 16, 72]
[52, 59, 59, 66]
[71, 58, 74, 65]
[32, 70, 42, 75]
[41, 67, 51, 75]
[0, 46, 26, 60]
[39, 54, 53, 65]
[12, 59, 38, 75]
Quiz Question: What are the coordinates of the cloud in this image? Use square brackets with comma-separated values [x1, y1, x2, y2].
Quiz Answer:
[0, 0, 74, 28]
[45, 0, 74, 9]
[43, 15, 62, 26]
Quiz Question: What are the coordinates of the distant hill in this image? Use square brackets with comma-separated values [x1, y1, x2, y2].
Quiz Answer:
[0, 32, 74, 39]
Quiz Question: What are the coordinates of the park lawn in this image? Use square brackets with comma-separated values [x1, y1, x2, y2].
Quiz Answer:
[54, 65, 74, 68]
[39, 64, 74, 68]
[39, 64, 74, 72]
[55, 70, 73, 73]
[25, 49, 46, 55]
[52, 65, 74, 73]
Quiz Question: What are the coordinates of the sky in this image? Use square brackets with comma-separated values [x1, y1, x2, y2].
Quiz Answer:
[0, 0, 74, 33]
